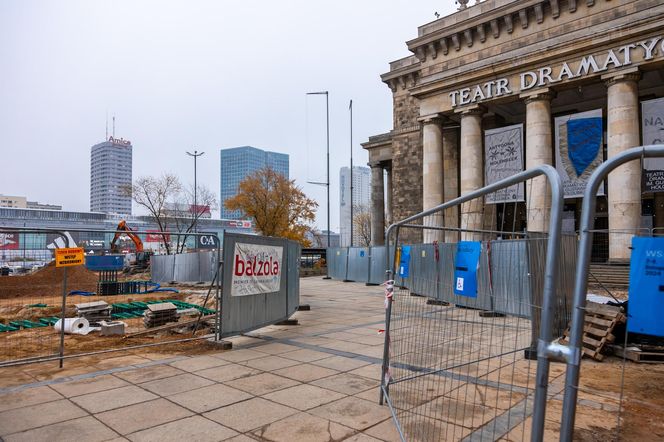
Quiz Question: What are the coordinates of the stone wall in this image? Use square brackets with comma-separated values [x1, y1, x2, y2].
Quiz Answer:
[391, 129, 423, 243]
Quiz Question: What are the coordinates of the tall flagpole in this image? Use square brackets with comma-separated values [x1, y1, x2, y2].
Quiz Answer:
[349, 99, 353, 247]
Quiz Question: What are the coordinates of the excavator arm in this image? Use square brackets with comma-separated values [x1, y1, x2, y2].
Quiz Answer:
[110, 220, 144, 252]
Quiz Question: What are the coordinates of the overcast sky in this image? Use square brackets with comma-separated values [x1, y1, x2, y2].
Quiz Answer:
[0, 1, 456, 232]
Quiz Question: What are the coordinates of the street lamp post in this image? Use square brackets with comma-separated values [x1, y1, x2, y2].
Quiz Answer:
[349, 99, 353, 248]
[306, 91, 331, 250]
[186, 150, 205, 234]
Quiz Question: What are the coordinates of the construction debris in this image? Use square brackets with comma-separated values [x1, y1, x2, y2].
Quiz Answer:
[99, 320, 126, 336]
[126, 314, 215, 338]
[560, 301, 626, 361]
[143, 302, 178, 328]
[612, 345, 664, 363]
[75, 300, 112, 325]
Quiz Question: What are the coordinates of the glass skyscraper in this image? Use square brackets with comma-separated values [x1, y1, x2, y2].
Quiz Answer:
[219, 146, 289, 220]
[90, 136, 133, 214]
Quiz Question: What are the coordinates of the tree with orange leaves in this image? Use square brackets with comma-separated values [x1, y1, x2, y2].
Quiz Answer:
[224, 167, 318, 246]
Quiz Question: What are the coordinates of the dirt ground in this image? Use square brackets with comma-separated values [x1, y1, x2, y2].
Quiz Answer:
[0, 263, 98, 299]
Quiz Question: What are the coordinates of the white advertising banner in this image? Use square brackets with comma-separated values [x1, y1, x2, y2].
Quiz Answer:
[231, 242, 283, 296]
[484, 124, 524, 203]
[642, 97, 664, 192]
[555, 109, 605, 198]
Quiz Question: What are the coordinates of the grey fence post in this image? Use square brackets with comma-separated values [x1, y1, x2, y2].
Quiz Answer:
[560, 145, 664, 441]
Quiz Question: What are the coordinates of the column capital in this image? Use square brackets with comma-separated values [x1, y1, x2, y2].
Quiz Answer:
[520, 88, 556, 104]
[418, 114, 444, 125]
[454, 105, 485, 116]
[368, 161, 383, 169]
[602, 67, 640, 87]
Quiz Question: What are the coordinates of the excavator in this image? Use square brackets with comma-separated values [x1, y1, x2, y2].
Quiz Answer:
[110, 220, 153, 272]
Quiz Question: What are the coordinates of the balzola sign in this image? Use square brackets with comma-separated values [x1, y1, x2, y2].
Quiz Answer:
[449, 36, 663, 107]
[231, 242, 283, 296]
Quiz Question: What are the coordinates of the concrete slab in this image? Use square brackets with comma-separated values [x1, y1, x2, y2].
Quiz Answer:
[139, 373, 214, 397]
[224, 372, 299, 396]
[243, 355, 300, 371]
[203, 397, 297, 433]
[195, 363, 262, 383]
[279, 349, 332, 363]
[272, 363, 339, 383]
[311, 356, 371, 372]
[127, 415, 237, 442]
[114, 364, 186, 384]
[70, 385, 158, 414]
[252, 342, 301, 355]
[213, 348, 266, 363]
[262, 384, 346, 411]
[252, 412, 356, 442]
[3, 416, 118, 442]
[309, 397, 391, 431]
[169, 355, 230, 372]
[50, 374, 130, 398]
[95, 398, 193, 435]
[0, 385, 63, 413]
[0, 399, 87, 435]
[168, 383, 252, 413]
[311, 372, 378, 395]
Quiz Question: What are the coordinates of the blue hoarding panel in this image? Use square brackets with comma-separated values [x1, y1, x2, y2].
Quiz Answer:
[454, 241, 481, 298]
[627, 237, 664, 337]
[86, 255, 124, 271]
[399, 246, 411, 278]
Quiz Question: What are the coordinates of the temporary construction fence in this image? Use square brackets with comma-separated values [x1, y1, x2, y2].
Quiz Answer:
[560, 145, 664, 441]
[219, 232, 301, 337]
[0, 227, 301, 368]
[380, 165, 569, 441]
[327, 246, 387, 285]
[151, 250, 217, 283]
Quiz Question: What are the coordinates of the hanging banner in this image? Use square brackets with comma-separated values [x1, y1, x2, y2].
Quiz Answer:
[642, 97, 664, 193]
[0, 233, 19, 250]
[555, 109, 605, 198]
[484, 124, 524, 203]
[454, 241, 481, 298]
[231, 242, 283, 296]
[627, 237, 664, 337]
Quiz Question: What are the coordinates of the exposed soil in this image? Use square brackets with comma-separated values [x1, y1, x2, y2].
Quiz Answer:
[0, 262, 98, 299]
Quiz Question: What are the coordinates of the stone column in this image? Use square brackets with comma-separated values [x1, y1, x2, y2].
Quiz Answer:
[523, 90, 554, 233]
[442, 127, 459, 243]
[458, 107, 484, 240]
[422, 117, 444, 243]
[370, 162, 386, 246]
[603, 70, 642, 262]
[385, 165, 393, 226]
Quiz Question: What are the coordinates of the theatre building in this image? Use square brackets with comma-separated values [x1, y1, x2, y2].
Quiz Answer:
[362, 0, 664, 263]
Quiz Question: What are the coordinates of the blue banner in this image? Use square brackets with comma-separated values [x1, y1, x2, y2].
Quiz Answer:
[454, 241, 481, 298]
[399, 246, 411, 278]
[627, 237, 664, 337]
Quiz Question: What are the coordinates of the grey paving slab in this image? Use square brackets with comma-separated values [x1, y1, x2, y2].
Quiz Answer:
[70, 385, 158, 414]
[168, 383, 253, 413]
[0, 399, 88, 435]
[363, 418, 402, 442]
[347, 364, 382, 382]
[203, 397, 297, 433]
[3, 416, 118, 442]
[169, 355, 231, 372]
[242, 355, 300, 371]
[113, 365, 186, 384]
[195, 363, 262, 383]
[213, 349, 266, 363]
[311, 372, 378, 396]
[49, 374, 130, 398]
[127, 415, 237, 442]
[252, 342, 301, 355]
[224, 372, 300, 396]
[139, 373, 214, 397]
[311, 356, 372, 373]
[95, 398, 193, 435]
[272, 363, 339, 383]
[0, 385, 63, 412]
[252, 412, 356, 442]
[279, 349, 332, 363]
[309, 397, 392, 431]
[262, 384, 346, 411]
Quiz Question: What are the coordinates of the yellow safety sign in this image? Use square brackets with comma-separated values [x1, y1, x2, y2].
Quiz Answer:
[55, 247, 85, 268]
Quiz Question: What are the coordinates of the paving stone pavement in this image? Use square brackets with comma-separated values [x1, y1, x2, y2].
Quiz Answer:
[0, 279, 401, 442]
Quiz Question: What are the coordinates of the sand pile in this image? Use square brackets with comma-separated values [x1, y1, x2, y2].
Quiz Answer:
[0, 262, 98, 299]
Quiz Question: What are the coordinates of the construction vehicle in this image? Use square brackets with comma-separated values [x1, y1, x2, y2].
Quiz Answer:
[110, 220, 153, 272]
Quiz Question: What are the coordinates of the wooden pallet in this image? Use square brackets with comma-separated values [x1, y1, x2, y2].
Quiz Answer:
[613, 345, 664, 363]
[559, 302, 626, 361]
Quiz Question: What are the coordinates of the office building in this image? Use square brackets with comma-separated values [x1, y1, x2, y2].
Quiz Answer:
[0, 195, 61, 211]
[339, 166, 371, 247]
[220, 146, 289, 219]
[90, 136, 133, 214]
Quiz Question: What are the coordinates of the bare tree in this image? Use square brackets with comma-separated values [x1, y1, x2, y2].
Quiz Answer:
[124, 175, 217, 254]
[353, 204, 372, 247]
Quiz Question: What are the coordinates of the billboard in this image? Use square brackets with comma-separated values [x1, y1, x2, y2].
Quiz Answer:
[484, 123, 524, 203]
[0, 233, 19, 250]
[231, 242, 283, 296]
[642, 97, 664, 192]
[555, 109, 605, 198]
